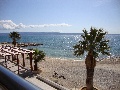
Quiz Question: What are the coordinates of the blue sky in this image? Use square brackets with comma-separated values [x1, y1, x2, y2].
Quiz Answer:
[0, 0, 120, 33]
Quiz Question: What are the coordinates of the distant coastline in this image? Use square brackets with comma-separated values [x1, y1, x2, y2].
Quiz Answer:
[0, 32, 83, 35]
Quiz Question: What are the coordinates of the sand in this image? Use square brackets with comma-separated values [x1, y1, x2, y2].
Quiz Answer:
[36, 57, 120, 90]
[1, 53, 120, 90]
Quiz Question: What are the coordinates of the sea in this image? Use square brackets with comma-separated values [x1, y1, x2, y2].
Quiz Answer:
[0, 32, 120, 60]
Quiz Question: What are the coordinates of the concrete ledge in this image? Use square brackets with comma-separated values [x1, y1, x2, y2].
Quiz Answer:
[37, 75, 70, 90]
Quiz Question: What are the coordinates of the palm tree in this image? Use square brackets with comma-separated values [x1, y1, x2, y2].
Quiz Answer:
[9, 31, 21, 47]
[73, 27, 110, 90]
[33, 49, 45, 71]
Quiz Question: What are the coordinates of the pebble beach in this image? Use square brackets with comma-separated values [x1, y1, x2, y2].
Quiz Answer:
[37, 57, 120, 90]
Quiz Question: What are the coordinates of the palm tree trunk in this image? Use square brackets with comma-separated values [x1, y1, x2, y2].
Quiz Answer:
[85, 51, 96, 90]
[34, 61, 38, 71]
[14, 41, 16, 47]
[13, 39, 16, 47]
[86, 67, 94, 90]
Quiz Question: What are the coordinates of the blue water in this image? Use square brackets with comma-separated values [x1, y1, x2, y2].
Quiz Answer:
[0, 32, 120, 60]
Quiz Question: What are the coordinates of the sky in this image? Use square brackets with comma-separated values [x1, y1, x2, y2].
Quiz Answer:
[0, 0, 120, 33]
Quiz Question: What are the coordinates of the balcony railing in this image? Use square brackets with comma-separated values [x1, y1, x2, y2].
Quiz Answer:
[0, 65, 42, 90]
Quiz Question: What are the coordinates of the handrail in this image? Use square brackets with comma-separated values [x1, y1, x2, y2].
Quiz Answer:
[0, 65, 42, 90]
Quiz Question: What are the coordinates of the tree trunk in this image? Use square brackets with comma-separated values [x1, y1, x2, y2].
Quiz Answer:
[86, 67, 94, 90]
[14, 41, 16, 47]
[34, 61, 38, 71]
[12, 39, 16, 47]
[85, 51, 96, 90]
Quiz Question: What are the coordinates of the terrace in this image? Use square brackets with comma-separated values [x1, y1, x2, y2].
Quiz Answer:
[0, 45, 69, 90]
[0, 45, 34, 74]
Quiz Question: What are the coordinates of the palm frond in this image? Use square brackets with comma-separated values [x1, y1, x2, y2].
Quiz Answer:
[73, 27, 110, 58]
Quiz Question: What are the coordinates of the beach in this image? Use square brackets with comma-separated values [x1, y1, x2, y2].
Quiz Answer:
[35, 57, 120, 90]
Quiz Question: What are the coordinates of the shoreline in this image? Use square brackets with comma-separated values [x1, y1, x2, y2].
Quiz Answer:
[0, 43, 120, 61]
[0, 44, 120, 90]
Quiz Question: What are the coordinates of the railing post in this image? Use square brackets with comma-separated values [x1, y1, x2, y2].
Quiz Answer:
[22, 53, 25, 67]
[5, 55, 7, 68]
[17, 54, 19, 74]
